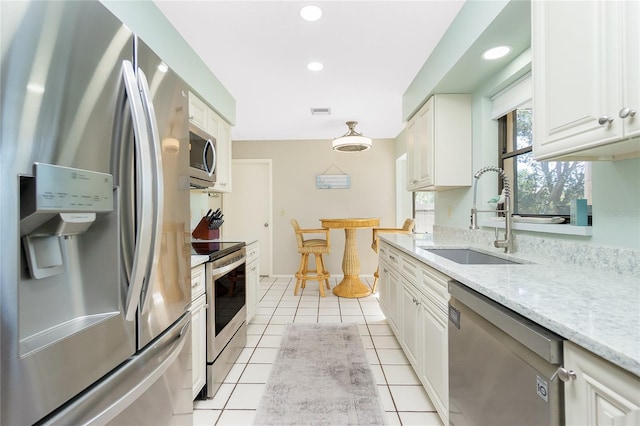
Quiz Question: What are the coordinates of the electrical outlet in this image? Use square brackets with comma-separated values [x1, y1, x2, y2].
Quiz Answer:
[280, 209, 285, 217]
[448, 206, 453, 219]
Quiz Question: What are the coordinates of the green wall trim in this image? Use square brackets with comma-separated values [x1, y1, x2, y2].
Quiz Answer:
[101, 0, 236, 124]
[402, 0, 509, 120]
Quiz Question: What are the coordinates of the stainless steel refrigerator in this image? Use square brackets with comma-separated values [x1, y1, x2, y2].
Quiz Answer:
[0, 1, 193, 424]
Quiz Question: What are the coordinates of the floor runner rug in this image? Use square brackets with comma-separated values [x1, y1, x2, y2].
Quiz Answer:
[254, 323, 387, 426]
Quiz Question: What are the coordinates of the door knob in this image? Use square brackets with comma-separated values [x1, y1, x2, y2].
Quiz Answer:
[264, 223, 269, 227]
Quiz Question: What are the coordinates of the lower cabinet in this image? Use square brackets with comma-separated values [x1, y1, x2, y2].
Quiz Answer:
[378, 244, 402, 335]
[378, 240, 450, 425]
[191, 293, 207, 399]
[564, 341, 640, 425]
[190, 264, 207, 399]
[245, 241, 260, 322]
[419, 290, 448, 422]
[401, 279, 421, 369]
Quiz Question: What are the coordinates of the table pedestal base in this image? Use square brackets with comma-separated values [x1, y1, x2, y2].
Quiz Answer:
[332, 275, 372, 298]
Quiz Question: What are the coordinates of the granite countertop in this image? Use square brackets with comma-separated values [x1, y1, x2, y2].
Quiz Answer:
[380, 233, 640, 377]
[191, 255, 209, 268]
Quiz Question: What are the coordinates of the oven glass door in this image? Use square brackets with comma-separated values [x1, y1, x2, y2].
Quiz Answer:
[214, 262, 246, 336]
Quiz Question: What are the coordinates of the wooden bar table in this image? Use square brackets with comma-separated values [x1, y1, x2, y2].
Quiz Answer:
[320, 218, 380, 298]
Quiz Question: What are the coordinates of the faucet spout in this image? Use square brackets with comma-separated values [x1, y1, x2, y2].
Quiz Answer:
[470, 166, 513, 253]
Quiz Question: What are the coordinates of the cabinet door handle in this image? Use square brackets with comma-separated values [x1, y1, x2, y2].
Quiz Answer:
[619, 107, 636, 119]
[551, 367, 577, 382]
[598, 115, 614, 125]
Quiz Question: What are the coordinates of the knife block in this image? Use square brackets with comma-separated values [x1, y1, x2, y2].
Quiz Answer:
[191, 217, 220, 240]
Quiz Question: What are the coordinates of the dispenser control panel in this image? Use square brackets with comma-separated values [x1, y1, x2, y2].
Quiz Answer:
[34, 163, 113, 212]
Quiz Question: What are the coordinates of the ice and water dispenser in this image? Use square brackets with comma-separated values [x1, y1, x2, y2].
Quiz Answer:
[18, 163, 126, 357]
[20, 163, 114, 279]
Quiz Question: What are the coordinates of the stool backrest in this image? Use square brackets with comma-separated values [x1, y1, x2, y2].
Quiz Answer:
[290, 219, 304, 248]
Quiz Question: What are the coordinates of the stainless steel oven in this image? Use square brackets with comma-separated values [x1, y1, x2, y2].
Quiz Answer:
[203, 244, 247, 398]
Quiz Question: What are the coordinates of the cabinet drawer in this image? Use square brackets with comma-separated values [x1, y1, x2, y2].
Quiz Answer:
[246, 242, 259, 263]
[401, 255, 419, 283]
[420, 265, 450, 308]
[191, 264, 206, 300]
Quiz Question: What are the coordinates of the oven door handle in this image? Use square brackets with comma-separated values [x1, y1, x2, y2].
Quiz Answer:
[211, 256, 246, 280]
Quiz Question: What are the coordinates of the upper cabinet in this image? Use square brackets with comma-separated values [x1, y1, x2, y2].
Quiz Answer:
[532, 0, 640, 161]
[406, 94, 471, 191]
[188, 92, 232, 192]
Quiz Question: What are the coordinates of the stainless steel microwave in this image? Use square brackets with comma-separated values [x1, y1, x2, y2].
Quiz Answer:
[189, 125, 216, 188]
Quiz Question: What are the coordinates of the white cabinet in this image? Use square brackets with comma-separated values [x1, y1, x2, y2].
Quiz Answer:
[378, 240, 450, 425]
[406, 94, 472, 191]
[188, 93, 208, 132]
[532, 0, 640, 161]
[564, 341, 640, 425]
[401, 279, 421, 369]
[188, 91, 233, 192]
[245, 241, 260, 322]
[417, 266, 449, 423]
[377, 244, 402, 335]
[190, 264, 207, 399]
[215, 120, 232, 191]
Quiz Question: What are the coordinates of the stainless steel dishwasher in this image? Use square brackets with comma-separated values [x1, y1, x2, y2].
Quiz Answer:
[448, 281, 565, 426]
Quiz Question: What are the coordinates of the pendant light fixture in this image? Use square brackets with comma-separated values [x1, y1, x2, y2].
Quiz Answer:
[332, 121, 372, 152]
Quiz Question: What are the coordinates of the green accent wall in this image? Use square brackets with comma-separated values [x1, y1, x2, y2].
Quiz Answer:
[101, 0, 236, 124]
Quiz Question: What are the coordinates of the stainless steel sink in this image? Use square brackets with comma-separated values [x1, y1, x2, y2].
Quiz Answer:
[424, 248, 520, 265]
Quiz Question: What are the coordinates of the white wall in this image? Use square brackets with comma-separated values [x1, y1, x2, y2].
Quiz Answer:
[232, 138, 397, 276]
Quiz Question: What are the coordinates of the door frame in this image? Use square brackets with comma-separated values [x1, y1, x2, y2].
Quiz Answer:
[223, 159, 273, 276]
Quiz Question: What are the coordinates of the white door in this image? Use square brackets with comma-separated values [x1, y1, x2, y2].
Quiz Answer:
[222, 159, 272, 276]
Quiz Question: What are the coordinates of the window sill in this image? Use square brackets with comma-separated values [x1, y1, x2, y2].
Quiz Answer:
[479, 219, 593, 236]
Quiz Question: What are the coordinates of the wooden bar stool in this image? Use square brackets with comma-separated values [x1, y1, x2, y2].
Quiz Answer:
[371, 218, 415, 293]
[290, 219, 331, 297]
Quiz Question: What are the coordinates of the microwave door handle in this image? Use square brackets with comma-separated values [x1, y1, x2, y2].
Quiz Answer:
[121, 60, 154, 321]
[136, 68, 164, 315]
[204, 138, 216, 175]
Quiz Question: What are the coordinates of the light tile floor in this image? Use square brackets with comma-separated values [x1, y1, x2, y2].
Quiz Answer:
[193, 276, 443, 426]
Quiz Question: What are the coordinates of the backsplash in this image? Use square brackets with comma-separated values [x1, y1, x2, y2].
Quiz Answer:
[433, 225, 640, 276]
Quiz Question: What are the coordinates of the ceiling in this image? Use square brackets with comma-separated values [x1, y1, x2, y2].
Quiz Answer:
[153, 1, 466, 141]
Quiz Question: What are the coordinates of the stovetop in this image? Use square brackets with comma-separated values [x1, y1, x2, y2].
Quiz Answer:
[191, 240, 246, 261]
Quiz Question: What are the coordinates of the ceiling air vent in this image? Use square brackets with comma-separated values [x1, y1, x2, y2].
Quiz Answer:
[310, 108, 331, 116]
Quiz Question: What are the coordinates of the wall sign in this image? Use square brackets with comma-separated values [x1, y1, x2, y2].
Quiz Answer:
[316, 164, 350, 189]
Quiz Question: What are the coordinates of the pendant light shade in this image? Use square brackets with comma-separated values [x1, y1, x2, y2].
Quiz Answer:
[332, 121, 372, 152]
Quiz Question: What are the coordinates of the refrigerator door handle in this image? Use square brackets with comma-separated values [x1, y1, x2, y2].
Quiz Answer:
[121, 60, 155, 321]
[135, 68, 164, 315]
[40, 315, 192, 425]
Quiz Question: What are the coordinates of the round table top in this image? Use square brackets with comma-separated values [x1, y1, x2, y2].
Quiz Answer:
[319, 218, 380, 229]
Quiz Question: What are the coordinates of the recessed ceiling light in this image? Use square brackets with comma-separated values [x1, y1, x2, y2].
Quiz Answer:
[482, 45, 512, 60]
[307, 62, 323, 71]
[300, 5, 322, 22]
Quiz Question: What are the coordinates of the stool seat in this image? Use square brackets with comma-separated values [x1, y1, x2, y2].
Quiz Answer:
[371, 218, 415, 293]
[291, 219, 331, 297]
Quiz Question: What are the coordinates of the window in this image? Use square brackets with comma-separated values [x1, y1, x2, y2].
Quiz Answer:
[413, 191, 434, 233]
[498, 106, 591, 218]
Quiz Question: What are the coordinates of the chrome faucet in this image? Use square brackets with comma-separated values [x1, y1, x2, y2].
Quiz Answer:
[470, 166, 513, 253]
